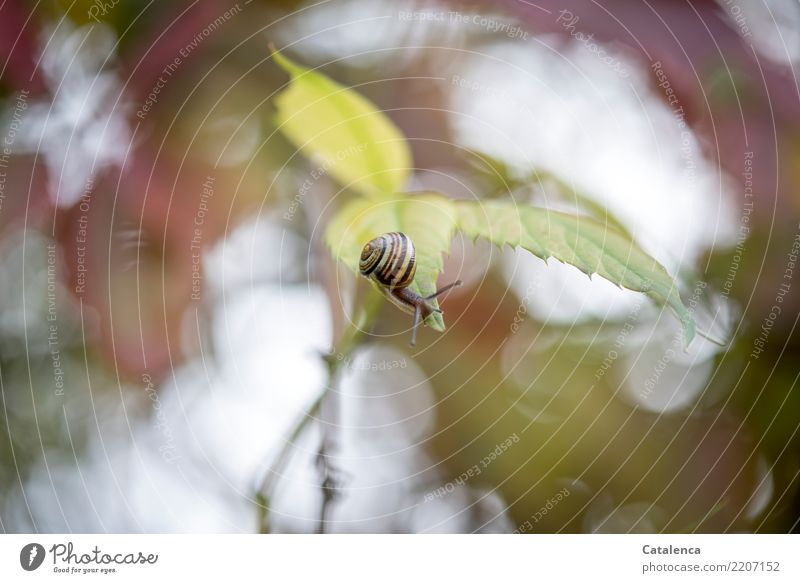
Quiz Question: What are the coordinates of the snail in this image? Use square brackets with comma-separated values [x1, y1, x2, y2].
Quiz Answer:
[359, 232, 462, 346]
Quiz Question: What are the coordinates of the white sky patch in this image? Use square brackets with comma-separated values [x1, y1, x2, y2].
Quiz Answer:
[19, 23, 130, 208]
[201, 114, 263, 167]
[202, 214, 308, 296]
[745, 455, 775, 522]
[273, 0, 467, 71]
[718, 0, 800, 66]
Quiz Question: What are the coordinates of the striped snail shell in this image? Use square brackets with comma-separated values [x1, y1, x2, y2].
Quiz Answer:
[359, 231, 462, 345]
[359, 232, 416, 288]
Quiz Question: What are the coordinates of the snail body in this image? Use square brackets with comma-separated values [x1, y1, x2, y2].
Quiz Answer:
[359, 232, 461, 345]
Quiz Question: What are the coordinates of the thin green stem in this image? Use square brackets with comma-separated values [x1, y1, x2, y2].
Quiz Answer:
[255, 288, 382, 533]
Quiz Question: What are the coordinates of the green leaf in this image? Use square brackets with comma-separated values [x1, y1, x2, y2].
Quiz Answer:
[271, 50, 412, 199]
[325, 193, 457, 330]
[456, 200, 696, 345]
[529, 169, 635, 241]
[465, 151, 634, 241]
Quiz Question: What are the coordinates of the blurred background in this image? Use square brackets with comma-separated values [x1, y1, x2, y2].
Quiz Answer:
[0, 0, 799, 533]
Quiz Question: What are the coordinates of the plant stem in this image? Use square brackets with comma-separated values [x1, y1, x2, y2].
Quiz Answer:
[255, 288, 382, 533]
[255, 392, 324, 534]
[314, 289, 382, 533]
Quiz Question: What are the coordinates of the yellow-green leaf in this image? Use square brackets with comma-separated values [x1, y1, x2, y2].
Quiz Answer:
[325, 193, 457, 330]
[456, 200, 696, 345]
[272, 50, 411, 199]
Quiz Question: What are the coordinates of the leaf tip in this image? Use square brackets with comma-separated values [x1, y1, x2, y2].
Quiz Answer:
[425, 312, 446, 332]
[270, 47, 304, 78]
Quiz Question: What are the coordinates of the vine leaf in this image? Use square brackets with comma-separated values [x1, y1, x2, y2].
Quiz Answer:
[325, 193, 457, 331]
[455, 199, 697, 345]
[271, 50, 412, 199]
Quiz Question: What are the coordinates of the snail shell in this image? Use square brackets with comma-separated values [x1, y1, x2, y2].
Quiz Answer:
[359, 232, 416, 289]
